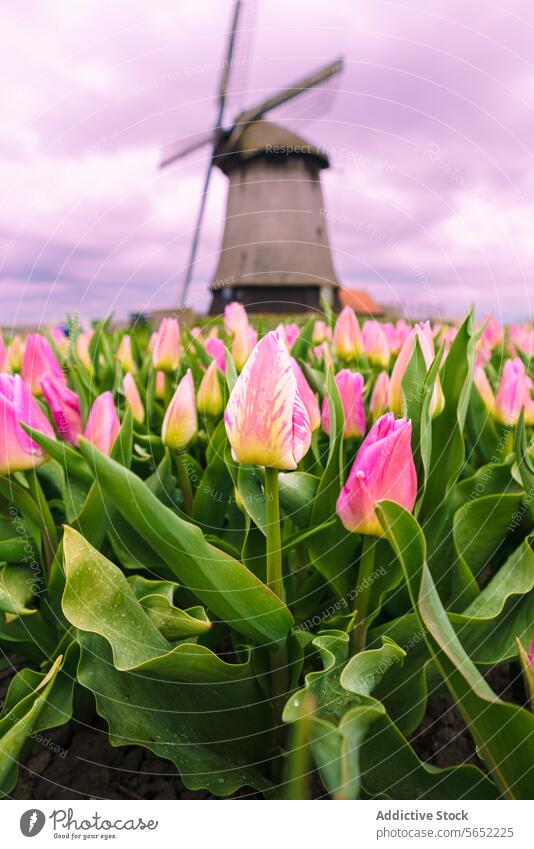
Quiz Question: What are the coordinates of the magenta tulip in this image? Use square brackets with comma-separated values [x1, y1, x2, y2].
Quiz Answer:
[22, 334, 65, 396]
[290, 358, 321, 432]
[41, 376, 83, 444]
[322, 369, 366, 439]
[225, 331, 311, 470]
[480, 314, 503, 350]
[336, 413, 417, 537]
[84, 392, 120, 455]
[333, 307, 362, 362]
[0, 374, 56, 474]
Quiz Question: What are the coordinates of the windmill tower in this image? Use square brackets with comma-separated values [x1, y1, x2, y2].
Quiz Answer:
[160, 1, 343, 314]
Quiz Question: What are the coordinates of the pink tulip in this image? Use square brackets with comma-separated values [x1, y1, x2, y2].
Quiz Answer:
[41, 376, 83, 444]
[369, 371, 390, 418]
[0, 336, 7, 372]
[388, 322, 444, 417]
[205, 336, 226, 371]
[7, 335, 24, 372]
[494, 358, 529, 426]
[123, 372, 145, 424]
[480, 314, 503, 350]
[232, 325, 257, 372]
[0, 374, 56, 474]
[162, 369, 197, 449]
[336, 413, 417, 537]
[313, 342, 334, 368]
[155, 370, 165, 399]
[290, 358, 321, 432]
[50, 326, 70, 357]
[333, 307, 362, 362]
[224, 302, 248, 336]
[197, 361, 223, 418]
[117, 334, 136, 373]
[312, 320, 329, 345]
[84, 392, 120, 455]
[509, 324, 534, 359]
[473, 365, 494, 411]
[152, 318, 181, 372]
[361, 321, 390, 367]
[224, 331, 311, 470]
[322, 369, 366, 439]
[285, 323, 300, 349]
[22, 334, 65, 396]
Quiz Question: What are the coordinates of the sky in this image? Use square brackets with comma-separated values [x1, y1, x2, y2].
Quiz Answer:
[1, 0, 534, 325]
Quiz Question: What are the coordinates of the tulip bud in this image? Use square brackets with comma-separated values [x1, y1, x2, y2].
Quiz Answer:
[312, 320, 329, 345]
[22, 334, 65, 396]
[313, 342, 334, 368]
[336, 413, 417, 536]
[197, 361, 223, 418]
[123, 372, 145, 424]
[333, 307, 362, 362]
[290, 358, 321, 432]
[322, 369, 366, 439]
[117, 334, 136, 373]
[224, 331, 311, 470]
[480, 314, 503, 350]
[369, 371, 390, 419]
[388, 322, 444, 418]
[205, 336, 226, 371]
[7, 335, 24, 372]
[285, 323, 300, 349]
[0, 374, 56, 474]
[162, 369, 197, 449]
[232, 325, 257, 372]
[152, 318, 181, 372]
[76, 331, 93, 370]
[84, 392, 120, 455]
[473, 365, 494, 411]
[224, 302, 248, 336]
[361, 321, 390, 367]
[155, 370, 165, 400]
[41, 376, 83, 444]
[494, 358, 529, 426]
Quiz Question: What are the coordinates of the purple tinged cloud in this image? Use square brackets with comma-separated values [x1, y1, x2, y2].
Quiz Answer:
[1, 0, 534, 326]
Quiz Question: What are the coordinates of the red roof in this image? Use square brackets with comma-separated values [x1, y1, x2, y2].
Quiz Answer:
[339, 288, 384, 316]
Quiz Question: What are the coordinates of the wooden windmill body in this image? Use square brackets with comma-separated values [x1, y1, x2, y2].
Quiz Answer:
[160, 1, 343, 314]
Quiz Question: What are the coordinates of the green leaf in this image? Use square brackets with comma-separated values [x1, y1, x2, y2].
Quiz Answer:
[0, 564, 38, 615]
[77, 442, 293, 647]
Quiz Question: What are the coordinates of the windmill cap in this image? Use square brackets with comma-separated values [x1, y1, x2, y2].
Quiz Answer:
[214, 120, 330, 174]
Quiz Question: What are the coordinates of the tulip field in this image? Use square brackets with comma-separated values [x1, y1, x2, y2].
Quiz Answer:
[1, 304, 534, 800]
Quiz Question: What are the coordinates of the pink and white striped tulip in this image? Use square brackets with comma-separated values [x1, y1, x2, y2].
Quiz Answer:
[152, 318, 181, 372]
[84, 392, 120, 455]
[123, 372, 145, 424]
[362, 321, 390, 367]
[41, 376, 83, 444]
[0, 374, 56, 474]
[369, 371, 390, 419]
[162, 369, 197, 449]
[290, 358, 321, 432]
[494, 358, 529, 426]
[321, 369, 366, 439]
[224, 331, 311, 470]
[336, 413, 417, 537]
[333, 307, 362, 362]
[22, 334, 65, 396]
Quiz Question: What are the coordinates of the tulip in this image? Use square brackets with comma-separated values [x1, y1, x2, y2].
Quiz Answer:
[50, 326, 70, 357]
[285, 323, 300, 349]
[336, 412, 417, 537]
[76, 331, 93, 370]
[312, 320, 329, 345]
[290, 358, 321, 432]
[0, 336, 6, 372]
[509, 324, 534, 359]
[480, 314, 503, 350]
[205, 336, 226, 371]
[155, 370, 166, 399]
[22, 334, 65, 396]
[224, 302, 248, 336]
[162, 369, 197, 449]
[322, 369, 366, 439]
[41, 376, 83, 444]
[473, 365, 495, 412]
[333, 308, 362, 362]
[369, 371, 390, 419]
[232, 324, 257, 372]
[152, 318, 180, 372]
[494, 358, 529, 426]
[225, 331, 311, 470]
[123, 372, 145, 424]
[523, 377, 534, 426]
[197, 361, 223, 418]
[84, 392, 120, 455]
[313, 342, 334, 369]
[7, 335, 24, 371]
[388, 322, 444, 417]
[361, 321, 390, 367]
[117, 334, 136, 373]
[0, 374, 56, 474]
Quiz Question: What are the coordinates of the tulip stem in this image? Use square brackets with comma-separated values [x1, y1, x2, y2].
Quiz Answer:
[351, 535, 377, 654]
[174, 449, 193, 516]
[264, 466, 283, 598]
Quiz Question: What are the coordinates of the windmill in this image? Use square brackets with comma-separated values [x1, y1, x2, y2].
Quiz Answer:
[160, 0, 344, 314]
